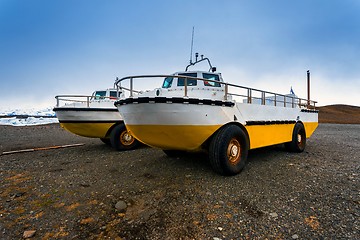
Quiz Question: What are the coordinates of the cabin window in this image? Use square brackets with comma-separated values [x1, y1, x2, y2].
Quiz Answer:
[177, 73, 197, 86]
[94, 91, 106, 99]
[110, 91, 120, 99]
[202, 73, 221, 87]
[162, 77, 173, 88]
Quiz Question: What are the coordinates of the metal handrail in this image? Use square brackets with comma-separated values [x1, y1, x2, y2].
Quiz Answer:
[115, 75, 317, 109]
[55, 95, 116, 108]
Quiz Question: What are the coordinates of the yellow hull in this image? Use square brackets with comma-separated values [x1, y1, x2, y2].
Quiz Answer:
[245, 121, 318, 149]
[127, 121, 318, 151]
[304, 122, 319, 138]
[60, 122, 115, 138]
[127, 124, 222, 150]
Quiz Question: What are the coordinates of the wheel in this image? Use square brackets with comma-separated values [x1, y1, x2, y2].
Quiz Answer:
[163, 150, 185, 158]
[110, 123, 139, 151]
[209, 125, 249, 176]
[100, 138, 111, 145]
[285, 122, 306, 152]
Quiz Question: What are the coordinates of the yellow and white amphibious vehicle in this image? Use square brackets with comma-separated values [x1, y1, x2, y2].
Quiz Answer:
[54, 87, 139, 151]
[114, 54, 318, 175]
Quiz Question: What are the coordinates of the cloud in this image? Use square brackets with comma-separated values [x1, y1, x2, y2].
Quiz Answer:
[1, 0, 359, 109]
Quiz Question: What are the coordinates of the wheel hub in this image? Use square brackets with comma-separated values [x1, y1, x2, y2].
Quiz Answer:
[120, 131, 134, 146]
[230, 145, 239, 157]
[124, 133, 132, 142]
[297, 134, 302, 143]
[227, 139, 241, 165]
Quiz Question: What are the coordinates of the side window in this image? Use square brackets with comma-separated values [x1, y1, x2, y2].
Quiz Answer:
[162, 77, 173, 88]
[110, 91, 117, 99]
[203, 73, 221, 87]
[177, 73, 197, 86]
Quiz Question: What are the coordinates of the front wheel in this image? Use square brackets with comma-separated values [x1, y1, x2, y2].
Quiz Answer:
[209, 125, 249, 176]
[285, 122, 306, 152]
[110, 123, 139, 151]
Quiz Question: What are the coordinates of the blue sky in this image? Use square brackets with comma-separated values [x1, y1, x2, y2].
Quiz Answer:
[1, 0, 359, 109]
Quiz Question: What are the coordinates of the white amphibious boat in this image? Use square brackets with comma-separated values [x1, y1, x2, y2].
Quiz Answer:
[53, 87, 139, 151]
[114, 54, 318, 175]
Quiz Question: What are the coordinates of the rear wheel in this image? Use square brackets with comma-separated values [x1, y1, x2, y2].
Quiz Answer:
[285, 122, 306, 152]
[110, 123, 139, 151]
[209, 125, 249, 175]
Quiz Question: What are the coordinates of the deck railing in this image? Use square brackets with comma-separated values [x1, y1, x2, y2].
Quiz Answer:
[115, 75, 317, 109]
[55, 95, 115, 108]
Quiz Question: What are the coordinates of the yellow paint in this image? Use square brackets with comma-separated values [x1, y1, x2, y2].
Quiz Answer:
[60, 122, 115, 138]
[127, 121, 318, 151]
[304, 122, 318, 138]
[245, 124, 295, 149]
[245, 121, 319, 149]
[126, 124, 222, 150]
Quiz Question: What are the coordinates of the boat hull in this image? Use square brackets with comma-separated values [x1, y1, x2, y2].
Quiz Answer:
[117, 99, 318, 151]
[245, 121, 318, 149]
[54, 107, 122, 138]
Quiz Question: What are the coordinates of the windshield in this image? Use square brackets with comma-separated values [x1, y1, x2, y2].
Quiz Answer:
[203, 73, 221, 87]
[93, 91, 106, 99]
[162, 77, 173, 88]
[177, 72, 197, 86]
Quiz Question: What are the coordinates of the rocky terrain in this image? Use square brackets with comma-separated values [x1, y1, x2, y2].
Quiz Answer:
[0, 122, 359, 239]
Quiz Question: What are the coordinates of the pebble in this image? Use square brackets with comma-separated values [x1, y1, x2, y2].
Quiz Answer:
[14, 192, 25, 198]
[115, 200, 127, 212]
[23, 230, 36, 238]
[292, 234, 299, 239]
[270, 212, 278, 218]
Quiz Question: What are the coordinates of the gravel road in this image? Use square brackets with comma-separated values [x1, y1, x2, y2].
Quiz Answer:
[0, 123, 359, 239]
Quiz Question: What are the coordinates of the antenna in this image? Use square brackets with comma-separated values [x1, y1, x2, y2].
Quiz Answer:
[189, 26, 194, 64]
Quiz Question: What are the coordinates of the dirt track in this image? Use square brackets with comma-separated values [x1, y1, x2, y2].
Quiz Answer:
[0, 123, 359, 239]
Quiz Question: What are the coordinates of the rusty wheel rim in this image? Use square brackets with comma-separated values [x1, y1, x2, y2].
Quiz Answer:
[120, 130, 135, 146]
[227, 138, 241, 165]
[297, 131, 304, 148]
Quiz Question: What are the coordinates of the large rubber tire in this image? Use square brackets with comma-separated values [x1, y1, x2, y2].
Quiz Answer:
[285, 122, 306, 152]
[209, 125, 249, 176]
[110, 123, 139, 151]
[100, 138, 111, 145]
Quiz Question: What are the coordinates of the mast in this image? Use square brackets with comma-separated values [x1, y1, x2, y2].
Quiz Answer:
[189, 27, 195, 64]
[307, 70, 310, 108]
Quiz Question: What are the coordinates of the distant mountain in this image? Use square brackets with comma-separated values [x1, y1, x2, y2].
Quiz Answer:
[317, 104, 360, 124]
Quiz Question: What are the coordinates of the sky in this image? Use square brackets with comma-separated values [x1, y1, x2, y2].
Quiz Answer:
[1, 0, 359, 109]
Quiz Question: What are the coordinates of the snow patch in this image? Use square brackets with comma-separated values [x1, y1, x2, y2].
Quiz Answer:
[0, 107, 58, 126]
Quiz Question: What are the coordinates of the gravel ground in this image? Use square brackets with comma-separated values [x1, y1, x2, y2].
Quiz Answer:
[0, 123, 359, 239]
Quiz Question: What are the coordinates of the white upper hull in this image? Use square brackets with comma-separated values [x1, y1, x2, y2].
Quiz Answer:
[55, 108, 122, 122]
[54, 100, 122, 122]
[118, 99, 317, 126]
[114, 72, 318, 151]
